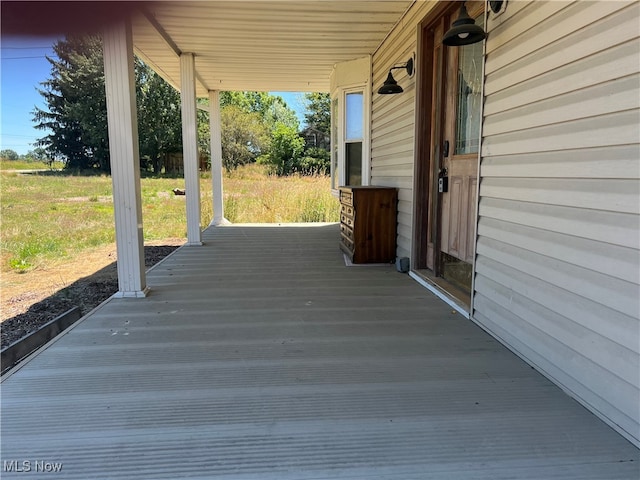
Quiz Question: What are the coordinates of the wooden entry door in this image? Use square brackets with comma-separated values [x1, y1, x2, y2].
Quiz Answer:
[417, 2, 484, 293]
[440, 5, 483, 267]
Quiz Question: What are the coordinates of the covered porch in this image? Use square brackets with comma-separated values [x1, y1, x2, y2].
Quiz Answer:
[2, 224, 637, 479]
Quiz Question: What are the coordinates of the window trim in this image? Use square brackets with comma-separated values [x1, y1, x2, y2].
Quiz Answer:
[331, 83, 371, 195]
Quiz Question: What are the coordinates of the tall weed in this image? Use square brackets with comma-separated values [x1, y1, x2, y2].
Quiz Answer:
[1, 165, 338, 273]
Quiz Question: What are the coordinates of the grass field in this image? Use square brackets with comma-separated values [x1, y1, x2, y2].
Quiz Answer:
[0, 165, 339, 273]
[0, 159, 65, 170]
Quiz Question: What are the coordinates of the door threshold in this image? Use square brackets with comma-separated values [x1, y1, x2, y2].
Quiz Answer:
[409, 269, 470, 318]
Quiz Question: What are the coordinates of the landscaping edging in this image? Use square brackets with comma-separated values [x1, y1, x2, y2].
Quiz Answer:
[1, 307, 82, 374]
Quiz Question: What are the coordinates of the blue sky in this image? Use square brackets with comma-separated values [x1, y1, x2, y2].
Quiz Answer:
[1, 36, 307, 156]
[273, 91, 307, 128]
[1, 36, 59, 155]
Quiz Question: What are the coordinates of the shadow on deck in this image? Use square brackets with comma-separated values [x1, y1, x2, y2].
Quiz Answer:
[1, 224, 638, 479]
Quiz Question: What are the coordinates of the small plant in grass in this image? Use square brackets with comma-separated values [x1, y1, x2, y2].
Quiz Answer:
[7, 238, 66, 273]
[8, 258, 31, 273]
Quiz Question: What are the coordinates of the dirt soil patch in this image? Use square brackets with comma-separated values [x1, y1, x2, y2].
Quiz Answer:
[1, 240, 183, 348]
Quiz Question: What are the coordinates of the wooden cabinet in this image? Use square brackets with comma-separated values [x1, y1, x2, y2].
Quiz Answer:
[339, 186, 398, 264]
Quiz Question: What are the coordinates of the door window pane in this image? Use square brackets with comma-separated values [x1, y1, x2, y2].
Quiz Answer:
[455, 15, 484, 155]
[345, 92, 363, 140]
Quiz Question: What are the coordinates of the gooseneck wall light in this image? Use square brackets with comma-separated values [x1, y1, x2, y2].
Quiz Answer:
[442, 2, 487, 46]
[489, 1, 506, 14]
[377, 57, 414, 95]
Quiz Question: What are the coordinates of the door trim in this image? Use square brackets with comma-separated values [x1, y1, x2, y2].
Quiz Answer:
[412, 1, 486, 311]
[412, 1, 452, 271]
[467, 7, 488, 318]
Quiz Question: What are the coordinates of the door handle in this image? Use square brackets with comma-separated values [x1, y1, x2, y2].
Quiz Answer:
[443, 140, 449, 158]
[438, 167, 448, 193]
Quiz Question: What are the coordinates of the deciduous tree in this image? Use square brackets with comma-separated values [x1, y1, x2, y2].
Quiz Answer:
[220, 91, 299, 131]
[0, 149, 19, 160]
[220, 105, 268, 172]
[260, 123, 305, 176]
[201, 92, 299, 172]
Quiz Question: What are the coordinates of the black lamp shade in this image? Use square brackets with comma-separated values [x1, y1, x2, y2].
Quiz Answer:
[443, 4, 487, 46]
[489, 0, 505, 14]
[378, 71, 404, 95]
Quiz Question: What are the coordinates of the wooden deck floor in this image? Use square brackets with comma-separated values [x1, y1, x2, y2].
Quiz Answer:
[2, 224, 638, 479]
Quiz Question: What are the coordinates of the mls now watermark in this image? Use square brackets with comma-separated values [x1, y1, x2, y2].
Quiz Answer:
[3, 460, 63, 473]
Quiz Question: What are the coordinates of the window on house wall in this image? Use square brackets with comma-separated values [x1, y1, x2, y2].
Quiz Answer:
[331, 97, 339, 190]
[345, 91, 364, 186]
[332, 88, 367, 191]
[330, 56, 371, 192]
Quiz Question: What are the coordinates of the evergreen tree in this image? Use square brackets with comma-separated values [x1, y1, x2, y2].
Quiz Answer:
[33, 36, 186, 173]
[304, 93, 330, 136]
[33, 35, 109, 171]
[135, 59, 182, 174]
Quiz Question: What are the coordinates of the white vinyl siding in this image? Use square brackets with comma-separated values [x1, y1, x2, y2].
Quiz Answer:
[476, 0, 640, 447]
[371, 2, 438, 259]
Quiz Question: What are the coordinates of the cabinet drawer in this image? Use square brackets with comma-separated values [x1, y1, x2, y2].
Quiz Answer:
[340, 234, 354, 252]
[340, 223, 354, 241]
[340, 204, 354, 217]
[340, 214, 354, 227]
[339, 190, 353, 206]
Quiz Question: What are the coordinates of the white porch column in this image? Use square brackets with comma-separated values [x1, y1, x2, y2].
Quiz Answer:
[208, 90, 230, 226]
[103, 21, 148, 298]
[180, 53, 202, 245]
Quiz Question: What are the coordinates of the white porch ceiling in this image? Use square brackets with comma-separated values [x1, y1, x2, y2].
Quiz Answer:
[131, 1, 415, 95]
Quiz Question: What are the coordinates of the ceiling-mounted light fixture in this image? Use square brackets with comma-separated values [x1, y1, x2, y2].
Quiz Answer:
[377, 57, 414, 95]
[442, 2, 487, 46]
